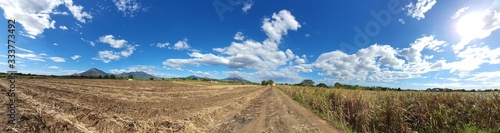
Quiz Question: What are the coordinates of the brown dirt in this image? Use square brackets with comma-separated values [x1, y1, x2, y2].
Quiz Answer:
[0, 79, 339, 133]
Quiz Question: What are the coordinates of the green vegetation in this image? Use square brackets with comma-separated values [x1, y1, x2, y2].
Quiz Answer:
[261, 80, 274, 85]
[278, 85, 500, 133]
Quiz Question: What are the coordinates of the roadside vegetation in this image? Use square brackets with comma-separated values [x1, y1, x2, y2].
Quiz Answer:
[278, 83, 500, 133]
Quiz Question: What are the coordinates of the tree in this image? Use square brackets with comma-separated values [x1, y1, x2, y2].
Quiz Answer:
[110, 74, 116, 79]
[103, 75, 109, 79]
[98, 75, 102, 79]
[316, 83, 328, 88]
[162, 78, 165, 80]
[149, 78, 154, 81]
[128, 74, 134, 79]
[261, 80, 274, 85]
[334, 82, 342, 88]
[300, 79, 315, 86]
[267, 80, 274, 85]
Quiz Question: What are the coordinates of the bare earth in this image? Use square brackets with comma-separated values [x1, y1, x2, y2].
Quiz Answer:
[1, 79, 339, 133]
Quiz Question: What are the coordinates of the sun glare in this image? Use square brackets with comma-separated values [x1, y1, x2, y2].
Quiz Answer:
[456, 12, 486, 38]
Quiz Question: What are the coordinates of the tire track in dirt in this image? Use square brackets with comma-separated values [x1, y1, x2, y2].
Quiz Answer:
[214, 87, 340, 133]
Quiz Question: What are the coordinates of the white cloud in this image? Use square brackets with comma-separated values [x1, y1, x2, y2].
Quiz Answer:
[398, 18, 405, 24]
[234, 32, 245, 41]
[465, 71, 500, 81]
[63, 0, 92, 23]
[17, 53, 46, 62]
[49, 57, 66, 62]
[94, 35, 137, 63]
[406, 0, 437, 20]
[59, 25, 68, 30]
[120, 45, 136, 57]
[71, 55, 81, 60]
[90, 41, 95, 47]
[261, 10, 301, 43]
[92, 50, 120, 63]
[99, 35, 128, 48]
[156, 42, 170, 48]
[53, 43, 58, 46]
[399, 35, 446, 63]
[172, 39, 190, 50]
[451, 7, 469, 20]
[48, 66, 59, 69]
[112, 0, 143, 17]
[0, 0, 91, 38]
[311, 36, 446, 82]
[163, 10, 301, 73]
[17, 46, 34, 53]
[446, 45, 500, 73]
[0, 0, 60, 38]
[242, 1, 253, 13]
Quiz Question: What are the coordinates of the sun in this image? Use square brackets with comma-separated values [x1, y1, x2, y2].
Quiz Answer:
[456, 12, 486, 38]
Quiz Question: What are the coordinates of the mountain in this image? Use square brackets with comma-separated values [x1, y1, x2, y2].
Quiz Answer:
[222, 74, 251, 82]
[186, 75, 211, 79]
[74, 68, 108, 77]
[117, 71, 157, 79]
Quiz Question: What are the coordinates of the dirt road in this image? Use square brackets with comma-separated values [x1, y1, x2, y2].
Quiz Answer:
[1, 79, 338, 132]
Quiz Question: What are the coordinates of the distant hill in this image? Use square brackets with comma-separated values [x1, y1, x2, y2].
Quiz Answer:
[73, 68, 108, 77]
[222, 75, 251, 82]
[117, 71, 157, 79]
[186, 75, 210, 79]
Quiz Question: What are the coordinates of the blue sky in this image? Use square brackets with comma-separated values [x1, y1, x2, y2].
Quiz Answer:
[1, 0, 499, 89]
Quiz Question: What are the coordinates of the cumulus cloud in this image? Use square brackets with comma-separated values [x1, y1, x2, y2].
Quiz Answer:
[172, 39, 190, 50]
[112, 0, 143, 17]
[71, 55, 81, 60]
[93, 50, 121, 63]
[93, 45, 137, 63]
[399, 35, 446, 63]
[156, 42, 170, 48]
[234, 32, 245, 41]
[93, 35, 137, 63]
[261, 10, 301, 42]
[49, 57, 66, 62]
[0, 0, 91, 38]
[446, 46, 500, 73]
[120, 45, 136, 57]
[406, 0, 437, 20]
[311, 36, 446, 82]
[99, 35, 128, 48]
[242, 1, 253, 13]
[451, 7, 469, 20]
[163, 10, 301, 77]
[59, 25, 68, 30]
[63, 0, 92, 23]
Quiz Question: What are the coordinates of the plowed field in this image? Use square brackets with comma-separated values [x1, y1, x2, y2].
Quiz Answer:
[1, 79, 338, 133]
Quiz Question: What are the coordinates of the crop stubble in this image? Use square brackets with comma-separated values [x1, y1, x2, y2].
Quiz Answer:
[1, 79, 338, 133]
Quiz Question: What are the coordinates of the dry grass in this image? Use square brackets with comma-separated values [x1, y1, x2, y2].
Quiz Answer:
[278, 86, 500, 133]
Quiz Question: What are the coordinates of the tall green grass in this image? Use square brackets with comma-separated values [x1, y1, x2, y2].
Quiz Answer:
[278, 86, 500, 133]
